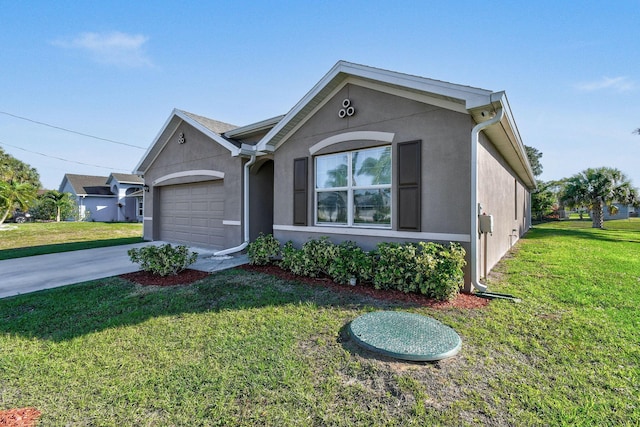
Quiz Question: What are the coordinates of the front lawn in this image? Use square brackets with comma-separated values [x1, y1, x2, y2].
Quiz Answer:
[0, 222, 143, 260]
[0, 219, 638, 425]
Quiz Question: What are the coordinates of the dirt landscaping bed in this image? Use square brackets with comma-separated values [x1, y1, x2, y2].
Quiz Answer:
[0, 408, 41, 427]
[238, 264, 488, 309]
[120, 266, 488, 309]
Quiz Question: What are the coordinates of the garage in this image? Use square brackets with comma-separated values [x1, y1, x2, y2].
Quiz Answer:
[158, 181, 225, 248]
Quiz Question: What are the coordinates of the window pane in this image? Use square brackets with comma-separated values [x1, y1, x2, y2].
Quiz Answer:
[353, 188, 391, 226]
[352, 146, 391, 187]
[316, 153, 348, 188]
[317, 191, 348, 224]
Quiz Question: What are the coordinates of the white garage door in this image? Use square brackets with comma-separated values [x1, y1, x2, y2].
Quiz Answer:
[159, 181, 225, 248]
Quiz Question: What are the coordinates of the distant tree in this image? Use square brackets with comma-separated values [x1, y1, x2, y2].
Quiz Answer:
[560, 167, 638, 228]
[0, 147, 40, 188]
[0, 148, 40, 225]
[524, 145, 543, 177]
[531, 180, 557, 221]
[30, 190, 77, 222]
[0, 181, 38, 224]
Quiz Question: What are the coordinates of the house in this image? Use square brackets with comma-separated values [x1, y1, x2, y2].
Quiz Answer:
[59, 173, 144, 222]
[134, 61, 536, 292]
[603, 203, 631, 220]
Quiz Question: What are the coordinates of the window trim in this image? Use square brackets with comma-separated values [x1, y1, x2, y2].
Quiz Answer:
[314, 146, 392, 229]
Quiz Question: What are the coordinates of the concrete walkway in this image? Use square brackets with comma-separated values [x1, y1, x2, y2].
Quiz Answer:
[0, 242, 248, 300]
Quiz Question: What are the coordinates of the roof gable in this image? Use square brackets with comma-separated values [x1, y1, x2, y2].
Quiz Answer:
[134, 109, 241, 174]
[254, 60, 535, 189]
[256, 61, 493, 152]
[60, 174, 114, 196]
[107, 173, 144, 185]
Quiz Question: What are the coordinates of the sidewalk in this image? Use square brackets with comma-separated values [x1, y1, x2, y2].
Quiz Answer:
[0, 242, 248, 300]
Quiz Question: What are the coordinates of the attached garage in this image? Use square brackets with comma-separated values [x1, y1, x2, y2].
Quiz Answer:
[158, 181, 225, 248]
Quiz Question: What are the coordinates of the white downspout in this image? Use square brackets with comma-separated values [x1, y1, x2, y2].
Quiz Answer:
[470, 106, 504, 293]
[214, 151, 257, 256]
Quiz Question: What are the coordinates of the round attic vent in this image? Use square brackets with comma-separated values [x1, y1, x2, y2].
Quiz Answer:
[338, 99, 355, 118]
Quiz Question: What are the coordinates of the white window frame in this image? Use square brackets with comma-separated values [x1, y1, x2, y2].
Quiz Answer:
[314, 146, 392, 229]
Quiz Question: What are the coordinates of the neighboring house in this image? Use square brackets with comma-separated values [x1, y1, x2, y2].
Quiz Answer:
[134, 61, 536, 292]
[603, 203, 631, 220]
[59, 173, 144, 222]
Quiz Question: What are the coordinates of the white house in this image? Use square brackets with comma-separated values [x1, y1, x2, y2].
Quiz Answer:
[59, 173, 144, 222]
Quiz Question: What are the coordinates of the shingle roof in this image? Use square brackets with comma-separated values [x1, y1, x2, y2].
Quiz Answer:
[108, 173, 144, 184]
[61, 174, 113, 196]
[179, 110, 238, 134]
[134, 109, 244, 173]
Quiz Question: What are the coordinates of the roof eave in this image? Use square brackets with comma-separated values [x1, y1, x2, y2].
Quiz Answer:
[469, 92, 536, 190]
[134, 109, 241, 174]
[224, 115, 285, 139]
[256, 60, 494, 152]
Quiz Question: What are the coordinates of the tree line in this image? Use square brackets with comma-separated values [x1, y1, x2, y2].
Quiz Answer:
[0, 148, 76, 225]
[527, 145, 638, 228]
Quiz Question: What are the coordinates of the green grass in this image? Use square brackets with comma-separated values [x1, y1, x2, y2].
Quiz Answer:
[1, 219, 639, 425]
[0, 222, 143, 260]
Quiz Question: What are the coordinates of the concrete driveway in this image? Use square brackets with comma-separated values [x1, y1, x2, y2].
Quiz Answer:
[0, 242, 248, 300]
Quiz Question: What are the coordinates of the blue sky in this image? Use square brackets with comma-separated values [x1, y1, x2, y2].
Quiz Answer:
[1, 1, 639, 190]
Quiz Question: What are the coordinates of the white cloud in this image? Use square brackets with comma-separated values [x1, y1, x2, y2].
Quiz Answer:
[52, 31, 153, 68]
[576, 76, 637, 92]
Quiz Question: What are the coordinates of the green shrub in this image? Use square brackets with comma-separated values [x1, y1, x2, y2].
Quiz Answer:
[247, 233, 281, 265]
[301, 237, 337, 277]
[279, 237, 466, 301]
[373, 241, 466, 301]
[279, 241, 305, 275]
[423, 242, 466, 301]
[279, 237, 337, 278]
[372, 242, 420, 292]
[128, 244, 198, 276]
[328, 241, 373, 285]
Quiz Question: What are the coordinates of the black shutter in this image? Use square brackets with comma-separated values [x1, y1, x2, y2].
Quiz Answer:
[397, 140, 421, 231]
[293, 157, 308, 226]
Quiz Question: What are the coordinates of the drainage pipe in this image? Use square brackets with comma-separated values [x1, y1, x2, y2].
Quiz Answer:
[214, 151, 257, 256]
[470, 105, 504, 292]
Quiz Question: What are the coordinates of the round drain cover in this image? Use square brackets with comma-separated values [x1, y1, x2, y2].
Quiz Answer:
[349, 311, 462, 361]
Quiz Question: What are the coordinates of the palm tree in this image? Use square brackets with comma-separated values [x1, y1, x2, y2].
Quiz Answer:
[0, 181, 38, 225]
[560, 167, 638, 228]
[43, 190, 77, 222]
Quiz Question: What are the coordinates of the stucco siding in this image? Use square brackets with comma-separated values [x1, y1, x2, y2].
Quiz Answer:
[273, 83, 472, 241]
[141, 121, 244, 248]
[477, 132, 530, 276]
[80, 197, 117, 222]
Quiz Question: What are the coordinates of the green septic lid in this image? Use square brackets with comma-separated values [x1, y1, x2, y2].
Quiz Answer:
[349, 311, 462, 361]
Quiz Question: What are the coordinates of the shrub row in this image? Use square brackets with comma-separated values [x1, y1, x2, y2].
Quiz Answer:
[247, 234, 466, 301]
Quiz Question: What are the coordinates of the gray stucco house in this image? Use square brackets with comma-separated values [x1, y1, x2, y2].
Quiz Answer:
[134, 61, 536, 292]
[59, 173, 144, 222]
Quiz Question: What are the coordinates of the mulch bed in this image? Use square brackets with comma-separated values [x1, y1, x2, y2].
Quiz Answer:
[119, 269, 210, 286]
[0, 408, 41, 427]
[118, 266, 488, 309]
[238, 264, 489, 309]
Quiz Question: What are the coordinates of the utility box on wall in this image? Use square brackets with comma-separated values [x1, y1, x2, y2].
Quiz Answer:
[479, 214, 494, 234]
